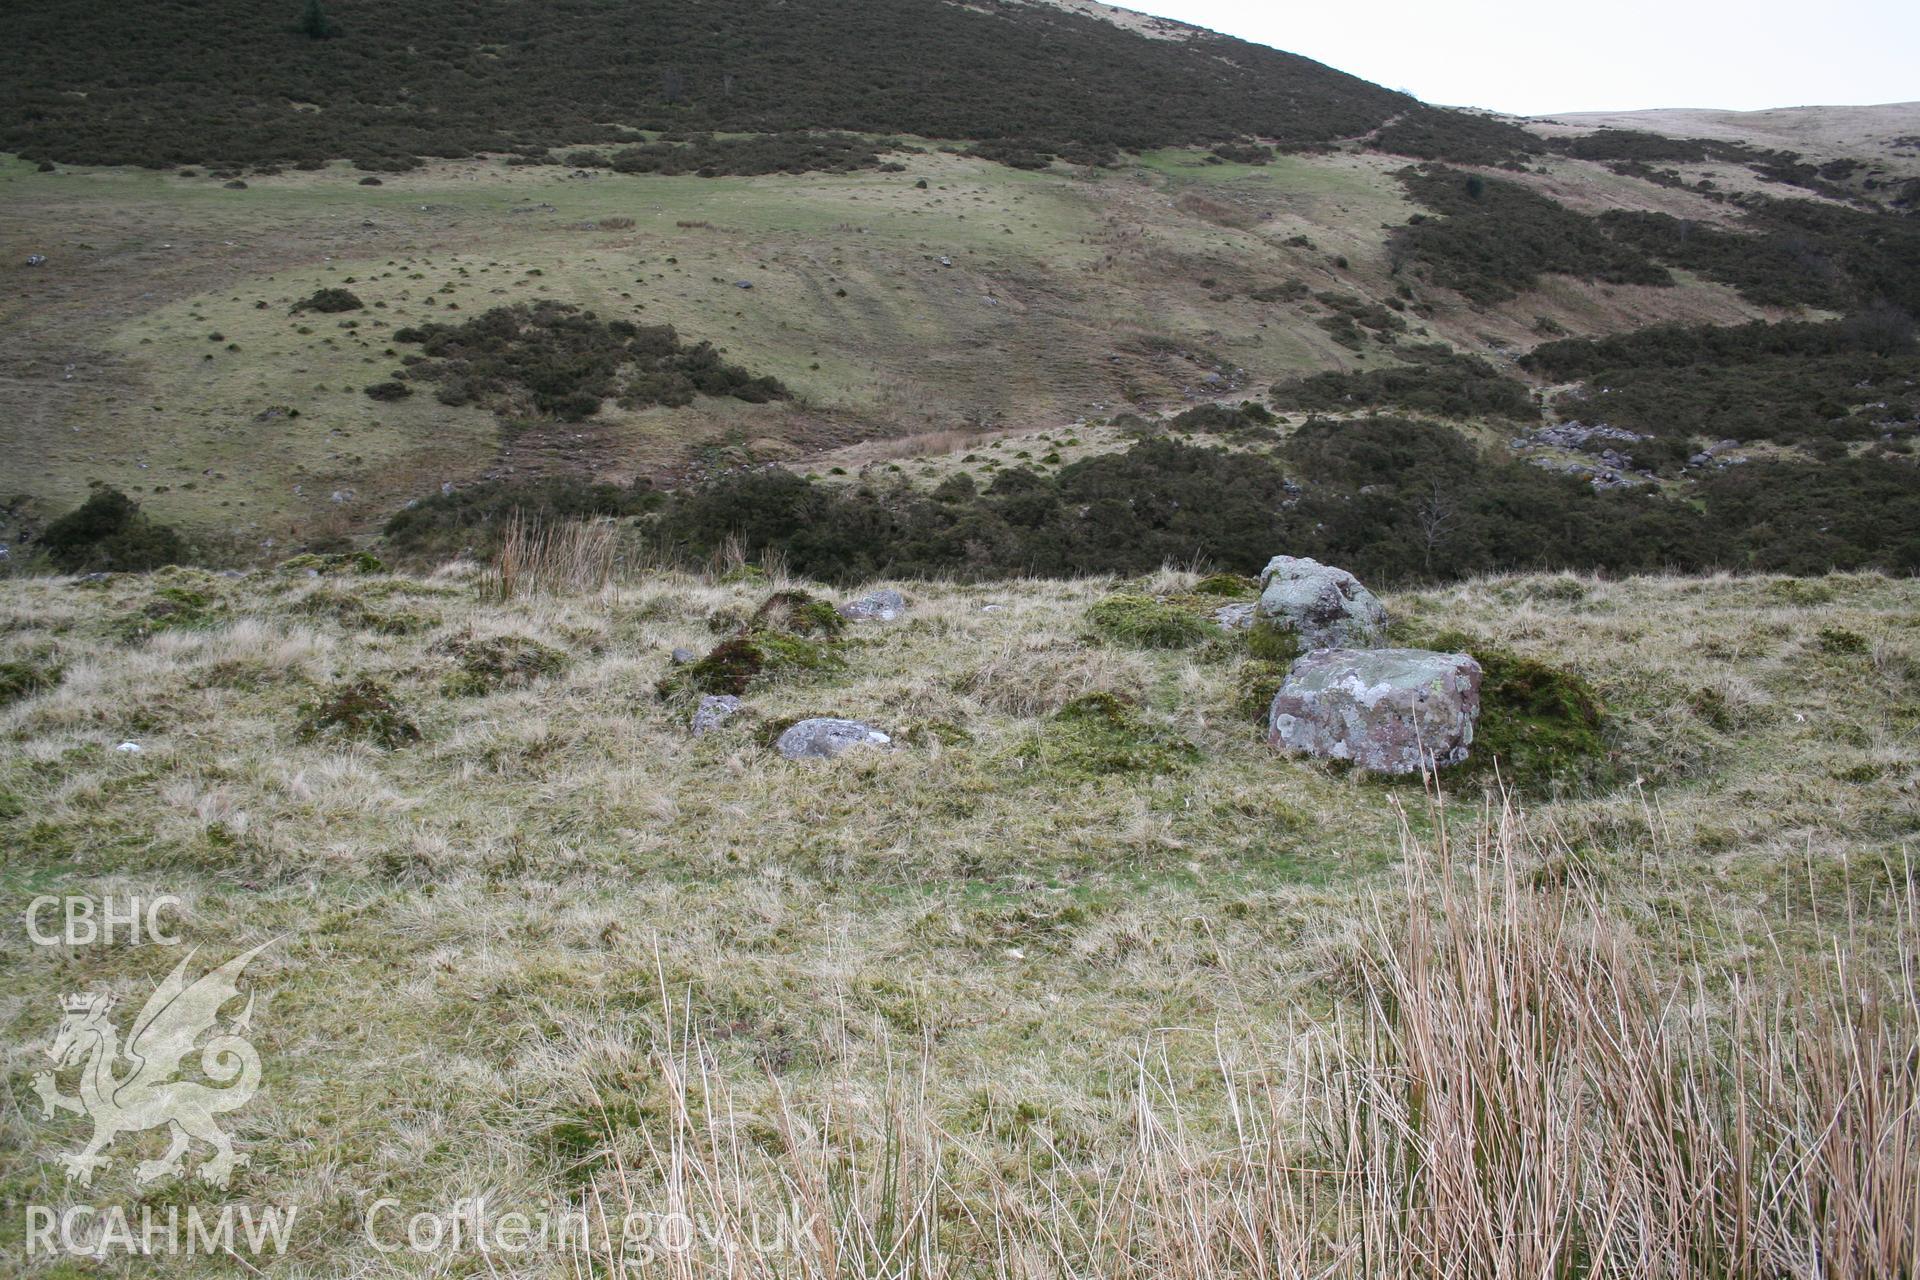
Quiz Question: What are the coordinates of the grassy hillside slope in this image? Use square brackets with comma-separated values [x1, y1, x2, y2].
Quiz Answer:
[2, 143, 1792, 556]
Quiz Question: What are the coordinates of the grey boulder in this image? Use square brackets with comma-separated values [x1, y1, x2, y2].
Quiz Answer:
[691, 694, 742, 737]
[1268, 648, 1482, 774]
[1213, 602, 1257, 631]
[1256, 556, 1387, 649]
[838, 588, 906, 622]
[775, 717, 891, 760]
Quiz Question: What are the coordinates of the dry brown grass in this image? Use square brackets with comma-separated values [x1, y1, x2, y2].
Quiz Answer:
[483, 513, 620, 600]
[568, 793, 1919, 1278]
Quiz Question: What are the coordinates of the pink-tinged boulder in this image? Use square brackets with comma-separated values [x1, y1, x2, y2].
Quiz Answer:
[1268, 648, 1482, 774]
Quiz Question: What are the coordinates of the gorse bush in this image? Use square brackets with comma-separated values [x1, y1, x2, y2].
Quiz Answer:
[636, 426, 1920, 585]
[382, 477, 657, 564]
[1271, 344, 1538, 422]
[1599, 196, 1920, 313]
[1166, 402, 1277, 437]
[295, 0, 337, 40]
[380, 421, 1920, 586]
[290, 287, 363, 314]
[1392, 166, 1671, 303]
[38, 486, 185, 573]
[1311, 290, 1409, 350]
[652, 439, 1309, 581]
[1524, 315, 1919, 449]
[603, 133, 891, 177]
[391, 302, 788, 422]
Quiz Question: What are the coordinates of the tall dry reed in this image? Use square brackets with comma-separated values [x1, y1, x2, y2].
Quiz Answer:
[482, 513, 619, 600]
[581, 799, 1917, 1278]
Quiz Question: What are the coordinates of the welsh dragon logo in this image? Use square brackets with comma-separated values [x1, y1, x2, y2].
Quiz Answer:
[33, 943, 269, 1189]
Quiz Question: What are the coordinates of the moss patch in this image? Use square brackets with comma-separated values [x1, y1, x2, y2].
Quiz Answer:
[440, 634, 568, 696]
[295, 678, 421, 748]
[1193, 573, 1257, 598]
[1019, 692, 1198, 780]
[0, 660, 61, 707]
[278, 551, 386, 576]
[1419, 628, 1608, 792]
[750, 589, 846, 639]
[1231, 659, 1293, 728]
[1243, 622, 1303, 665]
[660, 590, 849, 699]
[1085, 594, 1210, 649]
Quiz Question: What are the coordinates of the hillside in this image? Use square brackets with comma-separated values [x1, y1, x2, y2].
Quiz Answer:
[1, 1, 1916, 584]
[0, 0, 1531, 169]
[1526, 100, 1920, 173]
[1, 563, 1914, 1270]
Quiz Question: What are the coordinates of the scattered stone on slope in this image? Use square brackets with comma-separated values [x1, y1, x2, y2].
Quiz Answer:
[670, 647, 697, 665]
[838, 588, 907, 621]
[1213, 602, 1257, 630]
[1255, 556, 1387, 649]
[1511, 421, 1642, 451]
[775, 717, 891, 760]
[691, 694, 743, 737]
[1687, 439, 1744, 467]
[1268, 648, 1482, 774]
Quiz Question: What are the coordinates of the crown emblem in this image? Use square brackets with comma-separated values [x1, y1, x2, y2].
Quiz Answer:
[61, 993, 106, 1015]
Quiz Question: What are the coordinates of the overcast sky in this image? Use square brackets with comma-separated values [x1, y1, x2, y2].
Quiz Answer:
[1122, 1, 1919, 115]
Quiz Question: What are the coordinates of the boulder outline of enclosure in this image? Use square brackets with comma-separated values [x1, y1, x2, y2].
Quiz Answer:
[1268, 647, 1481, 774]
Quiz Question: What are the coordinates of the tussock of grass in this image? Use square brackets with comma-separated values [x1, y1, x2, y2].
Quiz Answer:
[293, 676, 420, 747]
[533, 799, 1920, 1279]
[0, 658, 61, 706]
[1015, 690, 1199, 779]
[438, 633, 568, 697]
[1085, 592, 1211, 649]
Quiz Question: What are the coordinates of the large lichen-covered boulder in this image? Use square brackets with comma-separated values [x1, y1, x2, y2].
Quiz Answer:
[1256, 556, 1387, 649]
[775, 717, 892, 761]
[1268, 648, 1482, 774]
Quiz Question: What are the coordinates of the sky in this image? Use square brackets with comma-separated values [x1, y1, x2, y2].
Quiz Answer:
[1120, 1, 1920, 115]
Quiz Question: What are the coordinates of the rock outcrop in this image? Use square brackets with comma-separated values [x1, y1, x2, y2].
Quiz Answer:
[1255, 556, 1387, 649]
[1268, 648, 1482, 773]
[775, 717, 891, 760]
[691, 694, 743, 737]
[1213, 602, 1257, 631]
[838, 588, 907, 622]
